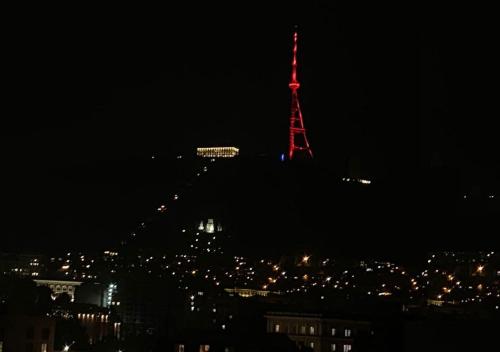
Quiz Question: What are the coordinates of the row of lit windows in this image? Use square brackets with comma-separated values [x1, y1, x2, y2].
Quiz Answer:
[300, 342, 351, 352]
[77, 313, 109, 322]
[176, 344, 231, 352]
[7, 268, 40, 277]
[335, 344, 352, 352]
[273, 324, 352, 337]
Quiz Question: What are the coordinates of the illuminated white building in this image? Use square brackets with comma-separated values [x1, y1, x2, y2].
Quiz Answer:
[34, 279, 82, 302]
[341, 177, 372, 185]
[206, 219, 215, 234]
[224, 288, 275, 298]
[196, 147, 239, 158]
[103, 283, 117, 308]
[197, 219, 222, 234]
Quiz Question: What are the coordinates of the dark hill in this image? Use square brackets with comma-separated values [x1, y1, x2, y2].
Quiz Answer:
[4, 154, 497, 264]
[120, 156, 498, 264]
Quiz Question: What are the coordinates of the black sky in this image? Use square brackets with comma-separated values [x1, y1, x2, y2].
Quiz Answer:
[1, 3, 499, 252]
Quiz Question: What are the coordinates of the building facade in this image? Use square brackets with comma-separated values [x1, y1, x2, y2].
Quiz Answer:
[265, 312, 371, 352]
[0, 315, 55, 352]
[34, 279, 82, 302]
[196, 147, 239, 158]
[76, 308, 121, 344]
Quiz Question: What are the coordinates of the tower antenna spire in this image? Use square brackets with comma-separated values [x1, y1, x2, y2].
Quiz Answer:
[288, 28, 313, 160]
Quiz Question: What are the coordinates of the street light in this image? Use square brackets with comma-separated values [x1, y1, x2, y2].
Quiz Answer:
[63, 341, 75, 351]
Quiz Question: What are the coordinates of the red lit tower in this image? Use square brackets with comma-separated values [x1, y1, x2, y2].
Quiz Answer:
[288, 29, 313, 159]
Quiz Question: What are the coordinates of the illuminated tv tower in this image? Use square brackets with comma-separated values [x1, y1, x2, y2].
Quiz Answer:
[288, 28, 313, 160]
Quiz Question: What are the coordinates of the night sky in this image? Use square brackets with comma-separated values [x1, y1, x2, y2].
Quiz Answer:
[2, 3, 499, 253]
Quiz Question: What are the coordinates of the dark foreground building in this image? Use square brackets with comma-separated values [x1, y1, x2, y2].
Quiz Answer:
[0, 314, 55, 352]
[265, 312, 372, 352]
[173, 331, 300, 352]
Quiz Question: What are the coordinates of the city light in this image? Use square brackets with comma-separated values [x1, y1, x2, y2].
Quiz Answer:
[341, 177, 372, 185]
[63, 342, 75, 352]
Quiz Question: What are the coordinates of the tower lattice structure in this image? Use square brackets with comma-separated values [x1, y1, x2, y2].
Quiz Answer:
[288, 30, 313, 160]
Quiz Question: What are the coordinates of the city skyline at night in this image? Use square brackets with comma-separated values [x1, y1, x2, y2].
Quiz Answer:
[1, 3, 499, 351]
